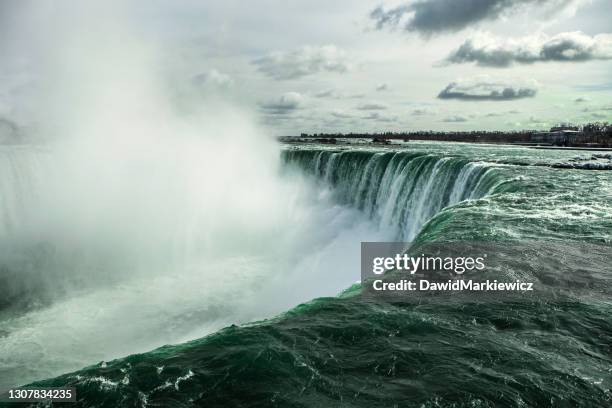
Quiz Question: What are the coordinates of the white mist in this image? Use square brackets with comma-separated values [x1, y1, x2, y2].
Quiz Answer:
[0, 1, 391, 390]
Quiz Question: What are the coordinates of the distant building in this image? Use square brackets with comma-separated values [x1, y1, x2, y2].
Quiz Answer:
[531, 126, 581, 145]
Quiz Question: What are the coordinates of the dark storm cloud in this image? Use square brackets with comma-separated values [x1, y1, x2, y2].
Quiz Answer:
[370, 0, 581, 34]
[446, 32, 612, 67]
[437, 78, 538, 101]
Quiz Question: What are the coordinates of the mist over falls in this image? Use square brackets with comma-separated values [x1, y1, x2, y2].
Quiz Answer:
[0, 87, 399, 390]
[0, 4, 390, 390]
[0, 118, 391, 391]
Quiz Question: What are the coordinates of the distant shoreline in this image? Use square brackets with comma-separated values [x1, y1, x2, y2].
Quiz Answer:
[279, 124, 612, 149]
[279, 137, 612, 151]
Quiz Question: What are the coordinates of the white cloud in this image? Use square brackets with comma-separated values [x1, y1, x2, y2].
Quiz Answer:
[192, 69, 233, 87]
[411, 107, 436, 116]
[438, 76, 539, 101]
[314, 89, 338, 98]
[442, 115, 469, 123]
[376, 83, 388, 91]
[259, 92, 303, 115]
[356, 102, 388, 110]
[253, 45, 351, 80]
[313, 89, 365, 99]
[362, 112, 398, 122]
[484, 109, 521, 117]
[445, 31, 612, 67]
[331, 110, 353, 119]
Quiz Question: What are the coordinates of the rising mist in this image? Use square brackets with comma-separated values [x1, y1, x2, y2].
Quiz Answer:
[0, 2, 388, 389]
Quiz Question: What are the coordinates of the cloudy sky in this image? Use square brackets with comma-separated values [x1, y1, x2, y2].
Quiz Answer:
[1, 0, 611, 135]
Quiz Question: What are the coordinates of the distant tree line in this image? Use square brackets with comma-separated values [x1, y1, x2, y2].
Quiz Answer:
[573, 123, 612, 147]
[294, 122, 611, 146]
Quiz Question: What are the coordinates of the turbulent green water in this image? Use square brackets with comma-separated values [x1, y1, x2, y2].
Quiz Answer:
[15, 142, 612, 407]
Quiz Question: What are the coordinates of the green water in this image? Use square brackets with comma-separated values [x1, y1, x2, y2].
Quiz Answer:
[15, 142, 612, 407]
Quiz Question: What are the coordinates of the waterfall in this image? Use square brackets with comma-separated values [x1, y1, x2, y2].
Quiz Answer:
[282, 148, 504, 241]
